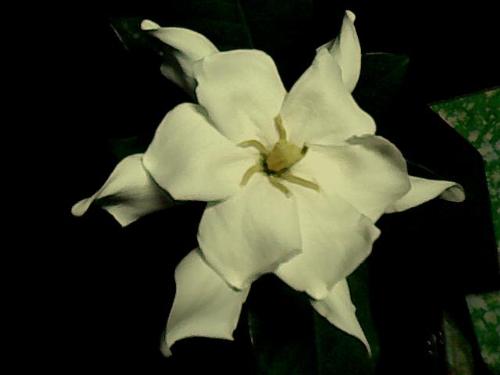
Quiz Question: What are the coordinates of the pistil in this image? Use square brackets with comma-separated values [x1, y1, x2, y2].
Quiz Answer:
[238, 115, 320, 195]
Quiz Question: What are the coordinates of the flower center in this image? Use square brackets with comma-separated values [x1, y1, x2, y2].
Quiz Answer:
[238, 115, 319, 197]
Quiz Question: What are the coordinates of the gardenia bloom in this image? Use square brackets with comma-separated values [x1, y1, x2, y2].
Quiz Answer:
[72, 11, 465, 356]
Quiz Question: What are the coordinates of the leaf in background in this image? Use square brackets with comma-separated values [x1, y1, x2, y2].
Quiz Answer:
[156, 0, 255, 50]
[247, 275, 318, 375]
[247, 265, 378, 375]
[110, 17, 163, 57]
[108, 136, 148, 161]
[314, 263, 378, 375]
[109, 0, 254, 58]
[109, 0, 345, 88]
[354, 52, 410, 118]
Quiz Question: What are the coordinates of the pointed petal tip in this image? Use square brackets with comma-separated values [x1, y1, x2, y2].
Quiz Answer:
[313, 296, 371, 354]
[71, 154, 174, 227]
[141, 19, 160, 31]
[312, 279, 372, 355]
[105, 208, 138, 227]
[346, 10, 356, 22]
[160, 341, 173, 357]
[71, 198, 92, 217]
[441, 184, 466, 202]
[162, 250, 247, 358]
[364, 339, 372, 357]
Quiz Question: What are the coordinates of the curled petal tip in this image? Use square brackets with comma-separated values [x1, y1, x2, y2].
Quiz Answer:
[141, 19, 160, 31]
[441, 184, 466, 202]
[71, 198, 92, 217]
[346, 10, 356, 22]
[160, 342, 173, 358]
[386, 177, 466, 213]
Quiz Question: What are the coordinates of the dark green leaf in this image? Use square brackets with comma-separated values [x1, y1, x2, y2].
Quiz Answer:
[355, 53, 410, 117]
[247, 264, 378, 375]
[247, 275, 318, 375]
[314, 263, 378, 375]
[108, 136, 148, 161]
[109, 0, 345, 88]
[110, 0, 255, 56]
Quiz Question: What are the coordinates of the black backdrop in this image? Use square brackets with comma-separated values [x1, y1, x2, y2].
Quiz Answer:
[33, 0, 499, 374]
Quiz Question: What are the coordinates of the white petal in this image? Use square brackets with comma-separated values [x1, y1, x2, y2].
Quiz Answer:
[194, 50, 287, 145]
[294, 135, 410, 222]
[275, 185, 380, 300]
[71, 154, 173, 226]
[280, 48, 375, 146]
[143, 103, 255, 202]
[162, 249, 249, 357]
[141, 21, 218, 94]
[311, 279, 371, 354]
[385, 175, 465, 213]
[198, 173, 302, 290]
[319, 10, 361, 93]
[140, 19, 160, 31]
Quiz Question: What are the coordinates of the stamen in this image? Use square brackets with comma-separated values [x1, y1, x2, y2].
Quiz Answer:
[240, 163, 263, 186]
[280, 172, 320, 191]
[237, 116, 316, 197]
[274, 115, 287, 141]
[238, 140, 269, 155]
[268, 175, 291, 197]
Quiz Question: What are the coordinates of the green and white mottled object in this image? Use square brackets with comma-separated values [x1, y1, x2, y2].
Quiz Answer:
[432, 88, 500, 374]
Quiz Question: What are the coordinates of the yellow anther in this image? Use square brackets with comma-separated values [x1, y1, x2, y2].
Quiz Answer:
[274, 115, 287, 141]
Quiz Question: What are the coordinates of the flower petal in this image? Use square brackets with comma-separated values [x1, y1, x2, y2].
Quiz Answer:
[162, 249, 249, 357]
[319, 10, 361, 93]
[280, 48, 375, 146]
[198, 173, 302, 290]
[71, 154, 173, 226]
[193, 50, 287, 145]
[311, 278, 371, 354]
[275, 185, 380, 300]
[385, 175, 465, 213]
[294, 135, 411, 222]
[143, 103, 255, 202]
[141, 20, 218, 94]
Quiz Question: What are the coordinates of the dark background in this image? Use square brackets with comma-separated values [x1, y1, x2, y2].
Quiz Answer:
[30, 0, 499, 373]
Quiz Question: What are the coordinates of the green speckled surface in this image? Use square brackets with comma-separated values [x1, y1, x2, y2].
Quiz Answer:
[466, 292, 500, 370]
[433, 89, 500, 243]
[431, 89, 500, 374]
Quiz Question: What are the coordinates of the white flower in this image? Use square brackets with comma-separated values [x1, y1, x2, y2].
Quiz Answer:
[72, 11, 465, 357]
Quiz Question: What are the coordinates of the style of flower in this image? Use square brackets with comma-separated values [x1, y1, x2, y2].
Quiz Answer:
[72, 11, 465, 356]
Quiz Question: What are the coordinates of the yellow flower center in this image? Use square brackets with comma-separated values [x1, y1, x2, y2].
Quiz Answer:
[238, 115, 319, 197]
